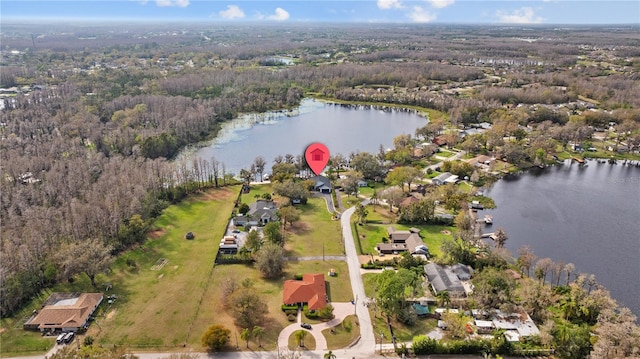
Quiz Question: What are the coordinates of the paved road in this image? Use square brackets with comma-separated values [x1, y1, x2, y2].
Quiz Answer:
[339, 200, 376, 355]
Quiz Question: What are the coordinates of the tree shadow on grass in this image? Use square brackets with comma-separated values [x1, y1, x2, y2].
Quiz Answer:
[287, 222, 310, 236]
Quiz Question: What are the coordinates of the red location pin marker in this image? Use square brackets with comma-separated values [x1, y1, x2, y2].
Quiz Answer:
[305, 142, 330, 175]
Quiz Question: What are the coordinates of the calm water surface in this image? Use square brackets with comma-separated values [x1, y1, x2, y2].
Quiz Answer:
[180, 99, 427, 175]
[485, 161, 640, 315]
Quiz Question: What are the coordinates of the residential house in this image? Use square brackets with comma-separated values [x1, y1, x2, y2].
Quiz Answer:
[432, 172, 459, 185]
[467, 155, 496, 171]
[24, 293, 103, 333]
[233, 200, 278, 226]
[423, 262, 473, 296]
[432, 136, 448, 147]
[282, 273, 327, 310]
[490, 309, 540, 342]
[311, 175, 331, 193]
[399, 195, 420, 209]
[376, 226, 429, 256]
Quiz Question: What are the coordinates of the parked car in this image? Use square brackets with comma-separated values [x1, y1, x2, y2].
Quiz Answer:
[300, 323, 312, 330]
[56, 333, 65, 344]
[232, 229, 241, 234]
[63, 332, 75, 344]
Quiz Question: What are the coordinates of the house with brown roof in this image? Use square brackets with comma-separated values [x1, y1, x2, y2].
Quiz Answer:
[24, 293, 103, 332]
[282, 273, 327, 310]
[399, 195, 420, 209]
[376, 226, 429, 256]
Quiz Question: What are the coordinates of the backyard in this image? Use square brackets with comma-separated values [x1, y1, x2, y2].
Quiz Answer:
[353, 205, 453, 260]
[362, 274, 438, 343]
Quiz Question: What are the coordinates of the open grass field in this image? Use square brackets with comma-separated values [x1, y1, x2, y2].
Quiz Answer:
[322, 315, 360, 349]
[284, 196, 344, 257]
[95, 186, 240, 350]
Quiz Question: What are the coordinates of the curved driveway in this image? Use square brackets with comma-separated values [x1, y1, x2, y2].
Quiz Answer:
[277, 302, 354, 352]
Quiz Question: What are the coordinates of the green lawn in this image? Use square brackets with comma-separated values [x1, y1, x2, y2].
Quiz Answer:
[0, 288, 63, 357]
[284, 197, 343, 257]
[357, 182, 386, 198]
[287, 330, 316, 351]
[0, 327, 55, 358]
[456, 181, 473, 194]
[436, 150, 455, 158]
[355, 206, 454, 259]
[96, 186, 240, 350]
[322, 315, 361, 349]
[240, 183, 274, 203]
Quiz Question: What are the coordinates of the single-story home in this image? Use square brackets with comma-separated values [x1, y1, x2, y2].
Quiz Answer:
[233, 200, 278, 226]
[432, 172, 459, 185]
[24, 293, 103, 333]
[424, 262, 472, 296]
[282, 273, 327, 310]
[467, 155, 496, 169]
[432, 136, 448, 147]
[311, 175, 332, 193]
[491, 309, 540, 342]
[376, 227, 429, 256]
[399, 195, 420, 209]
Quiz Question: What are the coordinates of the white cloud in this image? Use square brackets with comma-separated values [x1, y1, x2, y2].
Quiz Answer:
[155, 0, 189, 7]
[496, 7, 544, 24]
[377, 0, 403, 10]
[267, 7, 290, 21]
[408, 6, 436, 23]
[219, 5, 245, 19]
[425, 0, 454, 9]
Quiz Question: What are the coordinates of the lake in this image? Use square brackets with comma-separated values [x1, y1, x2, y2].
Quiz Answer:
[180, 98, 427, 175]
[182, 100, 640, 316]
[485, 160, 640, 315]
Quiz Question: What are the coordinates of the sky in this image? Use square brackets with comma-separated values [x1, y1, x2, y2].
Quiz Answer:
[1, 0, 638, 24]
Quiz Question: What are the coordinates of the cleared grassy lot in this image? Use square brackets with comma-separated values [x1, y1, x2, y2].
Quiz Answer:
[96, 187, 239, 350]
[284, 196, 344, 257]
